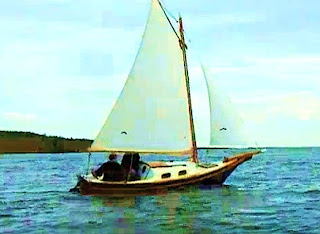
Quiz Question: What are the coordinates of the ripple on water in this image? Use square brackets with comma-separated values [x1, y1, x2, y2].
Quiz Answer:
[303, 187, 320, 195]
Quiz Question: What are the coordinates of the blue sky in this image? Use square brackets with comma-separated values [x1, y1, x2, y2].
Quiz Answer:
[1, 0, 320, 146]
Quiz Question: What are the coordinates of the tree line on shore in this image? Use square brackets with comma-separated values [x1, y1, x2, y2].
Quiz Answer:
[0, 131, 93, 154]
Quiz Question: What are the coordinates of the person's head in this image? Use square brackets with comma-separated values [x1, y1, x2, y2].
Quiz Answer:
[133, 153, 140, 161]
[123, 152, 132, 158]
[109, 153, 117, 161]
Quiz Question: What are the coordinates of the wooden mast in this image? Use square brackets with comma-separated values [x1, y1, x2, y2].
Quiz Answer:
[157, 0, 198, 162]
[179, 16, 199, 163]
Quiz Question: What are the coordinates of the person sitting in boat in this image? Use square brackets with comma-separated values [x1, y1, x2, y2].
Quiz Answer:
[121, 152, 141, 181]
[92, 153, 125, 181]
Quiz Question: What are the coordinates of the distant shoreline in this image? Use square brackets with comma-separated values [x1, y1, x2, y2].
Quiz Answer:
[1, 131, 318, 154]
[0, 131, 93, 154]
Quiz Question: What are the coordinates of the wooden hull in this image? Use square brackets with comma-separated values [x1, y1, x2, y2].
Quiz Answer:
[77, 150, 260, 196]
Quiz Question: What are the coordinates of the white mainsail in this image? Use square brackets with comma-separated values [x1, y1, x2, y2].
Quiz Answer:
[202, 66, 253, 147]
[90, 0, 193, 154]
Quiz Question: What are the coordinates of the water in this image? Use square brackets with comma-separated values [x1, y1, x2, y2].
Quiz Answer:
[1, 148, 320, 233]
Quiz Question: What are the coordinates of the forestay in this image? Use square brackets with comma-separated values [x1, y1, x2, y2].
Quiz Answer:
[90, 0, 193, 155]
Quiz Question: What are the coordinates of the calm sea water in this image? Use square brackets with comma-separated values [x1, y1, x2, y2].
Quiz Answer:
[1, 148, 319, 233]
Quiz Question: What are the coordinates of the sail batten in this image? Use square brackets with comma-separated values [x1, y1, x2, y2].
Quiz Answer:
[90, 0, 193, 154]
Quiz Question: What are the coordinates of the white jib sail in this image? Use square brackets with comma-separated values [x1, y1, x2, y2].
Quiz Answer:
[202, 66, 253, 147]
[90, 0, 193, 154]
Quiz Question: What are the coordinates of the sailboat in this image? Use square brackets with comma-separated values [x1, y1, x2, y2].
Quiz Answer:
[76, 0, 261, 196]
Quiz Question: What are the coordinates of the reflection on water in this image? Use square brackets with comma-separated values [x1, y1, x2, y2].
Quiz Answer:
[84, 184, 272, 233]
[92, 196, 137, 208]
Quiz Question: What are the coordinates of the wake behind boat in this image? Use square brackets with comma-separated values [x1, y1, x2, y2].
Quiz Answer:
[74, 0, 261, 196]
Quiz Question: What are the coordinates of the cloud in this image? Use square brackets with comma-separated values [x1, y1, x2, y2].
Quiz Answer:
[3, 112, 37, 121]
[255, 57, 320, 65]
[186, 13, 265, 28]
[207, 13, 264, 25]
[234, 91, 313, 104]
[273, 92, 320, 121]
[202, 56, 320, 76]
[224, 90, 320, 146]
[237, 91, 320, 123]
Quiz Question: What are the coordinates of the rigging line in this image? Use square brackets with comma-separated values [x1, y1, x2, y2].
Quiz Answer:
[160, 0, 178, 23]
[159, 0, 192, 44]
[157, 0, 180, 41]
[183, 29, 192, 43]
[86, 152, 91, 175]
[158, 0, 192, 45]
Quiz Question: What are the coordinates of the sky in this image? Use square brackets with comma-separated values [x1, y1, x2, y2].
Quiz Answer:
[1, 0, 320, 147]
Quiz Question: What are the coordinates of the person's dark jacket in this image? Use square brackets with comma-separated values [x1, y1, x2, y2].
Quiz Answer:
[95, 161, 125, 181]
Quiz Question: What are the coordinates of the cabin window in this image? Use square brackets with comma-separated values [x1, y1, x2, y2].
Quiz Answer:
[178, 170, 187, 176]
[161, 173, 171, 179]
[142, 166, 147, 173]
